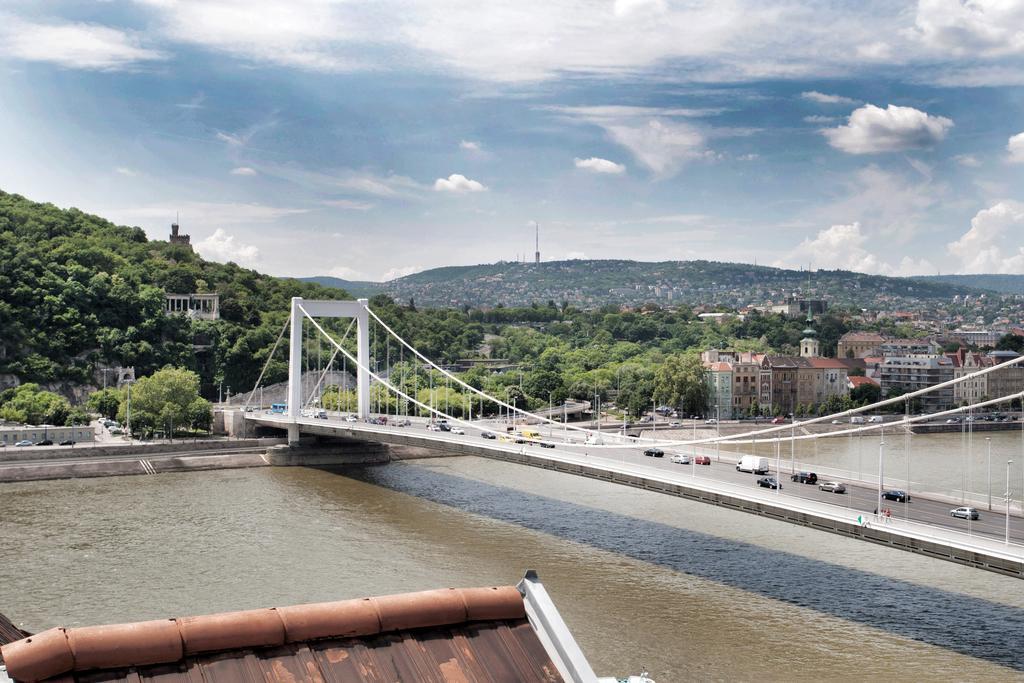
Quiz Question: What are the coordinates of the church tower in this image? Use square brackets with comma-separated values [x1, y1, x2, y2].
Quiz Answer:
[800, 310, 819, 358]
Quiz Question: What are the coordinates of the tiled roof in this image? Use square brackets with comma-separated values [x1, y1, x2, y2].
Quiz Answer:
[805, 357, 848, 369]
[848, 375, 878, 387]
[0, 613, 29, 650]
[0, 585, 564, 683]
[839, 332, 886, 342]
[708, 361, 733, 371]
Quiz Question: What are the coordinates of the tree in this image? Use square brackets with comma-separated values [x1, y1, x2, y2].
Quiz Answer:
[0, 384, 71, 425]
[851, 381, 881, 405]
[188, 398, 213, 432]
[654, 353, 710, 417]
[87, 387, 122, 420]
[118, 366, 203, 438]
[996, 333, 1024, 354]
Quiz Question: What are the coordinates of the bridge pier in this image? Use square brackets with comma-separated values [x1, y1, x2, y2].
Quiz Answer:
[287, 423, 300, 446]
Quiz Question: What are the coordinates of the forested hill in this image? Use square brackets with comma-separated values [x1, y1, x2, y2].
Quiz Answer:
[914, 274, 1024, 295]
[368, 259, 981, 309]
[0, 189, 348, 394]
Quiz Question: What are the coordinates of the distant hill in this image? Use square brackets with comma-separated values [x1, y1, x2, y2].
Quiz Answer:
[298, 276, 381, 299]
[361, 259, 983, 309]
[913, 274, 1024, 295]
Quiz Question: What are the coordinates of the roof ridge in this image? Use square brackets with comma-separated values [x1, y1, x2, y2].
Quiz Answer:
[1, 586, 524, 682]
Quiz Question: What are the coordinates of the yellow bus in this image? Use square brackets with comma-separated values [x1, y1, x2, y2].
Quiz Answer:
[518, 429, 541, 440]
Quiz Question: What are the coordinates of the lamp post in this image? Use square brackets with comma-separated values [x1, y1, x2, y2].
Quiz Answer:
[549, 392, 554, 438]
[1006, 459, 1013, 546]
[125, 379, 134, 443]
[987, 436, 993, 511]
[877, 439, 885, 518]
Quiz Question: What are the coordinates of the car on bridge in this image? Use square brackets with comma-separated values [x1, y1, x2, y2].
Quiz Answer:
[881, 489, 911, 502]
[450, 427, 465, 435]
[427, 424, 443, 432]
[693, 456, 711, 465]
[818, 481, 846, 493]
[35, 439, 54, 446]
[950, 506, 980, 520]
[757, 476, 782, 489]
[644, 448, 665, 458]
[344, 415, 358, 422]
[14, 440, 33, 447]
[394, 419, 411, 427]
[59, 439, 76, 446]
[670, 454, 690, 464]
[481, 432, 496, 439]
[539, 442, 556, 448]
[790, 471, 818, 484]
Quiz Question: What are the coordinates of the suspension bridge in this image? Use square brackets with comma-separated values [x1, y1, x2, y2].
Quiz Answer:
[243, 297, 1024, 578]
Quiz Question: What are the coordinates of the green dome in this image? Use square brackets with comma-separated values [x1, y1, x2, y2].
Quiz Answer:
[802, 327, 817, 337]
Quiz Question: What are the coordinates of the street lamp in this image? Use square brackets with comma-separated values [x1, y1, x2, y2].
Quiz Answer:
[877, 439, 885, 518]
[124, 379, 135, 442]
[1006, 459, 1014, 546]
[987, 437, 993, 511]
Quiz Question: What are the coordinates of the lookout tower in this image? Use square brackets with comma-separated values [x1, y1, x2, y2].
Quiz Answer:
[169, 217, 191, 247]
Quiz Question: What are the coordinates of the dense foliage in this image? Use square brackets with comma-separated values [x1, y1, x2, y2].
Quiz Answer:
[0, 190, 347, 395]
[115, 366, 212, 438]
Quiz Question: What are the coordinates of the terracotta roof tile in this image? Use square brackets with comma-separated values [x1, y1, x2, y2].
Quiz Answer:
[1, 586, 532, 683]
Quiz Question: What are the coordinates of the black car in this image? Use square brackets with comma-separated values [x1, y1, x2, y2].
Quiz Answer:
[35, 439, 54, 446]
[438, 423, 451, 432]
[540, 442, 556, 448]
[881, 490, 910, 502]
[757, 477, 782, 489]
[791, 471, 818, 484]
[643, 448, 665, 458]
[481, 432, 497, 440]
[58, 439, 75, 446]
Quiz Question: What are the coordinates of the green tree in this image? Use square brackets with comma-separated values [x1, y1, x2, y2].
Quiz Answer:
[87, 387, 122, 420]
[654, 353, 710, 417]
[188, 397, 213, 432]
[995, 334, 1024, 354]
[119, 366, 202, 438]
[0, 384, 71, 425]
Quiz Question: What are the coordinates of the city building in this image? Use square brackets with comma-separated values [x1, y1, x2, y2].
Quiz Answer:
[837, 331, 886, 359]
[879, 338, 941, 358]
[948, 348, 1024, 405]
[943, 329, 1003, 348]
[706, 361, 734, 419]
[805, 357, 850, 404]
[165, 293, 220, 320]
[0, 424, 95, 446]
[879, 355, 955, 412]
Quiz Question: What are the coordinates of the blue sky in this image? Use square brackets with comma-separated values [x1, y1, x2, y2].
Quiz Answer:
[1, 1, 1023, 281]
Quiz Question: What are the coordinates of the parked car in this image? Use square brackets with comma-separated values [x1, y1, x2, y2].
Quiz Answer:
[450, 427, 465, 435]
[481, 432, 497, 440]
[14, 439, 33, 447]
[881, 490, 910, 502]
[790, 471, 818, 484]
[35, 439, 54, 446]
[818, 481, 846, 493]
[831, 419, 842, 424]
[771, 416, 786, 424]
[108, 427, 123, 435]
[644, 448, 665, 458]
[669, 421, 681, 427]
[693, 455, 711, 465]
[757, 476, 782, 489]
[867, 416, 883, 423]
[705, 418, 717, 425]
[670, 454, 691, 464]
[951, 507, 979, 520]
[59, 439, 76, 446]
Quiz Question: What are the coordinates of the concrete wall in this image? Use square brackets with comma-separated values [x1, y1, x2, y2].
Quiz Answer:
[0, 437, 284, 463]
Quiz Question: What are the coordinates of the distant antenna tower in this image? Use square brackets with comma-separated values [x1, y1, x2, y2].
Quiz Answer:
[534, 222, 540, 264]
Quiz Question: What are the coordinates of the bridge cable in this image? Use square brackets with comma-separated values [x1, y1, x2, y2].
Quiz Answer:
[242, 316, 290, 412]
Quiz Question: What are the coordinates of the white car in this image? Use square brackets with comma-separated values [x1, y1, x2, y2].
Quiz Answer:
[450, 427, 465, 435]
[670, 454, 691, 464]
[704, 418, 717, 425]
[427, 424, 442, 432]
[344, 415, 358, 422]
[950, 506, 979, 520]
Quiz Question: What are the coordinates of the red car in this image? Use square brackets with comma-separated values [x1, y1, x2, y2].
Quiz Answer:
[771, 416, 786, 424]
[693, 456, 711, 465]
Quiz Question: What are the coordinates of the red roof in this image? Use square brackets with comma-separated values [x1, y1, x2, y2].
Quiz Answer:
[805, 357, 848, 369]
[848, 375, 879, 387]
[0, 586, 563, 683]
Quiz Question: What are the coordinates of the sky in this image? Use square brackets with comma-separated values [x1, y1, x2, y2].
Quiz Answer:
[1, 1, 1024, 282]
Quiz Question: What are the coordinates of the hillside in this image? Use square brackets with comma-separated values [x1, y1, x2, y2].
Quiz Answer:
[296, 276, 381, 299]
[0, 189, 349, 397]
[914, 274, 1024, 295]
[326, 259, 983, 309]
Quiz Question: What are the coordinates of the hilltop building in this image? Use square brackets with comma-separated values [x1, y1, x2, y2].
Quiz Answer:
[168, 220, 191, 247]
[165, 293, 220, 320]
[837, 331, 886, 358]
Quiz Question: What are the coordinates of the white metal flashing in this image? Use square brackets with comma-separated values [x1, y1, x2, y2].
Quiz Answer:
[517, 571, 599, 683]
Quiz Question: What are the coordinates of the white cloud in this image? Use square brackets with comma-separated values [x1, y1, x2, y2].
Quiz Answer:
[334, 172, 423, 197]
[803, 115, 837, 124]
[822, 104, 953, 154]
[783, 222, 934, 275]
[216, 131, 246, 146]
[736, 153, 759, 161]
[381, 264, 424, 281]
[604, 119, 707, 176]
[194, 228, 261, 266]
[433, 173, 487, 193]
[329, 265, 369, 280]
[114, 167, 139, 177]
[574, 157, 626, 174]
[460, 140, 482, 152]
[613, 0, 667, 17]
[230, 166, 257, 176]
[947, 201, 1024, 274]
[912, 0, 1024, 57]
[800, 91, 858, 105]
[0, 15, 165, 70]
[857, 41, 892, 60]
[1007, 132, 1024, 164]
[323, 199, 375, 211]
[954, 154, 981, 168]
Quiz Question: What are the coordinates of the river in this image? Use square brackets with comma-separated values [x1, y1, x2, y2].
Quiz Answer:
[2, 456, 1024, 681]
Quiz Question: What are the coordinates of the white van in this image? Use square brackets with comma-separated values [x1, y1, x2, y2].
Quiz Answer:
[736, 455, 770, 474]
[850, 416, 865, 424]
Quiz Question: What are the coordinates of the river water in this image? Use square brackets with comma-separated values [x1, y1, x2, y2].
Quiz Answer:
[3, 456, 1024, 681]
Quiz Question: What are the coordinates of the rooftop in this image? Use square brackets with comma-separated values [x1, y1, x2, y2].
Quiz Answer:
[0, 574, 589, 683]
